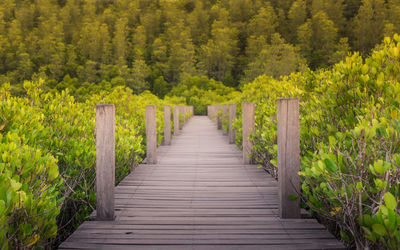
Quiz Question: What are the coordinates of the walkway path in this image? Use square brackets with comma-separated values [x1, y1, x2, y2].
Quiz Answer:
[59, 116, 344, 249]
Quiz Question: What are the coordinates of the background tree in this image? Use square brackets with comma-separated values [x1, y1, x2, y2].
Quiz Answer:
[298, 11, 339, 68]
[242, 33, 305, 83]
[351, 0, 386, 55]
[0, 0, 399, 92]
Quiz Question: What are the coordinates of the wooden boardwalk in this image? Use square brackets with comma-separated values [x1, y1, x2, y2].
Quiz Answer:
[59, 116, 344, 250]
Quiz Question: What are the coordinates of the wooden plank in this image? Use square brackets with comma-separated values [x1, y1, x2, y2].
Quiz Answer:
[277, 98, 300, 219]
[95, 104, 115, 221]
[60, 116, 343, 249]
[59, 242, 344, 250]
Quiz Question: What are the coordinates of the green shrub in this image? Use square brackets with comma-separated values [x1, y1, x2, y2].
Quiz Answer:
[0, 133, 62, 248]
[232, 34, 400, 248]
[0, 79, 183, 248]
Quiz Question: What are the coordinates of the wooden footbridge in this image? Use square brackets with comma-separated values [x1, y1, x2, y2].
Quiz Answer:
[59, 102, 344, 249]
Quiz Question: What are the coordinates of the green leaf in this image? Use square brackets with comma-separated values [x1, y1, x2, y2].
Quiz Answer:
[384, 192, 397, 210]
[340, 230, 351, 243]
[361, 64, 369, 74]
[356, 182, 363, 191]
[373, 160, 385, 175]
[47, 165, 59, 181]
[288, 194, 298, 200]
[324, 158, 337, 172]
[9, 179, 22, 191]
[0, 200, 5, 215]
[372, 224, 387, 236]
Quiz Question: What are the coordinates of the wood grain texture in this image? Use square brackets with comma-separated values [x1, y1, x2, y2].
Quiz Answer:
[179, 106, 185, 129]
[277, 99, 300, 219]
[228, 104, 236, 144]
[60, 116, 343, 249]
[173, 105, 180, 136]
[163, 105, 171, 145]
[96, 104, 115, 221]
[222, 104, 228, 135]
[242, 103, 255, 164]
[217, 105, 222, 130]
[146, 105, 157, 164]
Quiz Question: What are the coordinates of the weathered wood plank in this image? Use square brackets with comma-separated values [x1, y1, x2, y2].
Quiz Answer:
[277, 98, 300, 219]
[242, 103, 254, 164]
[146, 105, 157, 164]
[60, 116, 344, 250]
[173, 105, 179, 136]
[222, 104, 228, 135]
[228, 104, 236, 144]
[95, 104, 115, 221]
[163, 105, 171, 145]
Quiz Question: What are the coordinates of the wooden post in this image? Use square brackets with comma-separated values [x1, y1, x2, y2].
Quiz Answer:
[210, 105, 215, 122]
[277, 98, 300, 219]
[229, 104, 236, 144]
[96, 104, 115, 221]
[146, 105, 157, 164]
[212, 105, 217, 122]
[242, 102, 254, 164]
[217, 105, 222, 130]
[179, 105, 184, 129]
[222, 104, 228, 135]
[173, 105, 179, 136]
[163, 105, 171, 145]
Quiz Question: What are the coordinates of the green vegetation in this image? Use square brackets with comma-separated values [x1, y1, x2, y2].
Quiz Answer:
[1, 0, 400, 93]
[167, 76, 240, 115]
[1, 0, 400, 249]
[231, 35, 400, 249]
[0, 80, 184, 248]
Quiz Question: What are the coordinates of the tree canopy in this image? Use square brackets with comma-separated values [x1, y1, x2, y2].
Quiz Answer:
[0, 0, 399, 94]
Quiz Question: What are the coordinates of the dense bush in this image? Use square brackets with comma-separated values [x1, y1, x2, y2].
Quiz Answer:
[0, 80, 183, 248]
[232, 35, 400, 249]
[168, 75, 240, 115]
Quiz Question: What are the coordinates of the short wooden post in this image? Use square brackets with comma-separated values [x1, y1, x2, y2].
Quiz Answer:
[217, 105, 222, 130]
[179, 105, 184, 129]
[277, 98, 300, 219]
[242, 102, 254, 164]
[173, 105, 179, 136]
[163, 105, 171, 145]
[212, 105, 217, 122]
[96, 104, 115, 221]
[146, 105, 157, 164]
[229, 104, 236, 144]
[214, 105, 218, 123]
[222, 104, 228, 135]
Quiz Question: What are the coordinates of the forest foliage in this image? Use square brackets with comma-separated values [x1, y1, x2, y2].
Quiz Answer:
[1, 0, 400, 94]
[0, 81, 186, 248]
[231, 35, 400, 249]
[1, 0, 400, 249]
